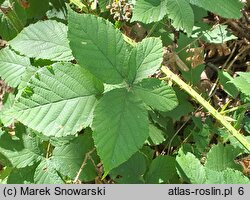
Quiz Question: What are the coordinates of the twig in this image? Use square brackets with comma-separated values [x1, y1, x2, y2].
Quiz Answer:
[46, 143, 51, 159]
[220, 103, 250, 115]
[166, 119, 190, 155]
[222, 41, 238, 70]
[226, 45, 250, 72]
[161, 66, 250, 152]
[0, 4, 24, 32]
[175, 24, 220, 55]
[226, 20, 250, 42]
[73, 148, 96, 184]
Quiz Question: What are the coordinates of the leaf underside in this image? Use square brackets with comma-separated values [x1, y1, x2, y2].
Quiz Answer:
[0, 48, 30, 87]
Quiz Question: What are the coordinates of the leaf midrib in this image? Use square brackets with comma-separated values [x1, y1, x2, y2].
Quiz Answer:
[73, 15, 124, 80]
[15, 95, 94, 112]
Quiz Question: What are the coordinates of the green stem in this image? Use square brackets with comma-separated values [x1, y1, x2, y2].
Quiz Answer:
[0, 6, 24, 32]
[161, 66, 250, 152]
[220, 103, 250, 115]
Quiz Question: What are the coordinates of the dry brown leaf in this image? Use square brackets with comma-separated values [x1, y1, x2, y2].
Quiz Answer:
[186, 47, 205, 68]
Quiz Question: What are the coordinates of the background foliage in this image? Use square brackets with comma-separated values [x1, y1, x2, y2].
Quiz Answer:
[0, 0, 249, 183]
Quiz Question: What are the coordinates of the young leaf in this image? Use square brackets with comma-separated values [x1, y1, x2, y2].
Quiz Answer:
[189, 0, 243, 19]
[176, 148, 206, 183]
[128, 37, 163, 83]
[131, 0, 168, 24]
[205, 144, 242, 171]
[133, 78, 178, 112]
[68, 10, 130, 84]
[145, 156, 179, 183]
[52, 132, 99, 182]
[92, 88, 149, 172]
[34, 159, 64, 184]
[11, 62, 103, 137]
[0, 47, 29, 87]
[166, 0, 194, 36]
[9, 20, 73, 61]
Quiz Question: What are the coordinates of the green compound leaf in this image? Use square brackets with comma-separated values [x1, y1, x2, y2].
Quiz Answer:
[93, 88, 149, 172]
[0, 47, 29, 87]
[145, 156, 179, 183]
[9, 20, 73, 61]
[34, 159, 64, 184]
[166, 0, 194, 36]
[131, 0, 168, 24]
[52, 132, 99, 182]
[230, 72, 250, 97]
[176, 148, 206, 183]
[189, 0, 243, 19]
[68, 10, 130, 84]
[128, 37, 163, 83]
[133, 78, 178, 112]
[0, 124, 43, 168]
[205, 144, 242, 171]
[12, 62, 103, 137]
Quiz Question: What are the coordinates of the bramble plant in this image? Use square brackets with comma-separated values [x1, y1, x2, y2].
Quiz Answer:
[0, 0, 250, 183]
